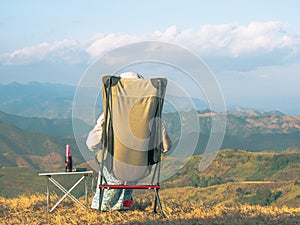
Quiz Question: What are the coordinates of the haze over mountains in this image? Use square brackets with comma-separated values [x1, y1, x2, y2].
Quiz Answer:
[0, 82, 300, 161]
[0, 82, 300, 169]
[1, 81, 300, 169]
[0, 82, 75, 119]
[1, 82, 299, 119]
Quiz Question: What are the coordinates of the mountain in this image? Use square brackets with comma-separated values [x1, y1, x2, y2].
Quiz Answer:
[1, 108, 300, 170]
[226, 109, 300, 136]
[165, 149, 300, 188]
[0, 110, 90, 137]
[164, 109, 300, 154]
[222, 132, 300, 151]
[0, 82, 75, 118]
[1, 81, 300, 169]
[161, 149, 300, 209]
[0, 82, 208, 120]
[0, 121, 85, 169]
[218, 109, 300, 151]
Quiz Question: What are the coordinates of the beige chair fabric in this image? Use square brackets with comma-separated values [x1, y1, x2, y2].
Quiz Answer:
[101, 75, 167, 182]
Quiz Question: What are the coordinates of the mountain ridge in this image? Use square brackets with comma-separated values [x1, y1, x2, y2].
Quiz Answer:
[1, 108, 300, 169]
[0, 120, 84, 169]
[0, 82, 75, 118]
[0, 110, 90, 137]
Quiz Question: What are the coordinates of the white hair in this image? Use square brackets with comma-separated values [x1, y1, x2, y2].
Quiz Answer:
[119, 72, 143, 79]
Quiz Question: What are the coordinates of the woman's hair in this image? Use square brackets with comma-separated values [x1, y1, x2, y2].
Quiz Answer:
[119, 72, 144, 79]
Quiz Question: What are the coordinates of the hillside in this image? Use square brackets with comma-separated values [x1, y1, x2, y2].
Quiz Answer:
[1, 149, 299, 224]
[226, 109, 300, 136]
[162, 149, 300, 208]
[1, 149, 299, 207]
[0, 121, 85, 169]
[0, 110, 90, 137]
[165, 149, 300, 185]
[165, 109, 300, 153]
[0, 82, 75, 119]
[0, 108, 300, 176]
[165, 109, 300, 139]
[0, 108, 300, 171]
[1, 82, 300, 160]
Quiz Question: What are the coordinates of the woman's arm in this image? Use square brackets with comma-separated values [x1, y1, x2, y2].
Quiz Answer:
[86, 113, 105, 150]
[161, 120, 172, 153]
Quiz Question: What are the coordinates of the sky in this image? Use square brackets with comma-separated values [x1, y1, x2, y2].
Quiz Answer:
[1, 0, 300, 114]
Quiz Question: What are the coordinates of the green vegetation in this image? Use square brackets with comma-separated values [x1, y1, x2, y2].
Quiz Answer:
[165, 149, 300, 188]
[236, 188, 283, 206]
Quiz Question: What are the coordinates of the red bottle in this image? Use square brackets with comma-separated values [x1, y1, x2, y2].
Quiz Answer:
[65, 145, 73, 172]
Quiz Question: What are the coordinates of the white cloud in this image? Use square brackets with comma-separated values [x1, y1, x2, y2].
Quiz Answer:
[0, 39, 88, 65]
[86, 33, 142, 59]
[0, 22, 299, 67]
[228, 22, 290, 56]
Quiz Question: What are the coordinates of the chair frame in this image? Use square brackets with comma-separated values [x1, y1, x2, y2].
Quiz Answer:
[98, 75, 166, 217]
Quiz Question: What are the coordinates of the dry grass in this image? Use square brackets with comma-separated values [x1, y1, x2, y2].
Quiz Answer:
[0, 188, 300, 225]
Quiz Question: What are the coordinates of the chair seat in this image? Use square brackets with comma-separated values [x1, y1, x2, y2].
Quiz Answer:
[99, 184, 160, 190]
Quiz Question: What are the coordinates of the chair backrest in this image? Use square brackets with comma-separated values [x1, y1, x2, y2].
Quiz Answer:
[101, 75, 167, 182]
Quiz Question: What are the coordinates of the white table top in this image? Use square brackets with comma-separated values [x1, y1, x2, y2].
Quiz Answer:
[39, 171, 93, 176]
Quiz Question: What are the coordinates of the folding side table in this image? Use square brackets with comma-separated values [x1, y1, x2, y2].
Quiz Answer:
[39, 171, 93, 213]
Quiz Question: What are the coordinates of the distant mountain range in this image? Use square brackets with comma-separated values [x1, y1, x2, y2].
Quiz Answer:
[165, 109, 300, 154]
[1, 81, 300, 170]
[0, 119, 86, 170]
[0, 108, 300, 169]
[0, 110, 90, 137]
[0, 82, 75, 118]
[0, 82, 207, 120]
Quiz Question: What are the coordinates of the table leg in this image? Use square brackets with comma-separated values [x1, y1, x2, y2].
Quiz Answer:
[49, 177, 83, 207]
[85, 175, 88, 208]
[49, 176, 86, 212]
[46, 177, 50, 213]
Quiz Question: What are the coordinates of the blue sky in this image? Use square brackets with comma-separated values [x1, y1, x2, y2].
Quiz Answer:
[1, 0, 300, 114]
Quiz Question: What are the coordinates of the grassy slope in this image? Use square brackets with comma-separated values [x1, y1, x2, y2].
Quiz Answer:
[1, 149, 300, 205]
[0, 191, 299, 225]
[0, 149, 300, 224]
[164, 149, 300, 186]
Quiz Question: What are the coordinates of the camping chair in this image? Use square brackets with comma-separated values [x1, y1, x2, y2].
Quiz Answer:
[98, 74, 167, 217]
